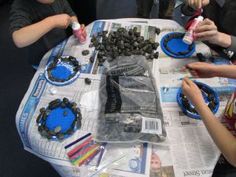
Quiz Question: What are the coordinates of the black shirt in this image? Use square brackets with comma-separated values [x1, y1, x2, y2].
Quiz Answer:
[9, 0, 76, 65]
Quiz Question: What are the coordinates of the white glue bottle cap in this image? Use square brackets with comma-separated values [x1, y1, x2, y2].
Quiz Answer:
[183, 31, 194, 45]
[196, 16, 204, 22]
[71, 22, 81, 30]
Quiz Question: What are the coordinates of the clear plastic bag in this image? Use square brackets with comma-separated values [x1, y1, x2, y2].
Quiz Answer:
[95, 55, 166, 143]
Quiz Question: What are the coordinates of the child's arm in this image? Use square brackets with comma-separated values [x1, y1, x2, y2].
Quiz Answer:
[70, 16, 78, 23]
[196, 100, 236, 167]
[185, 62, 236, 79]
[12, 14, 71, 48]
[214, 64, 236, 79]
[182, 77, 236, 167]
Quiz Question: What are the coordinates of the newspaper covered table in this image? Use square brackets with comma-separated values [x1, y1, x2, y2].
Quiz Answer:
[16, 18, 235, 177]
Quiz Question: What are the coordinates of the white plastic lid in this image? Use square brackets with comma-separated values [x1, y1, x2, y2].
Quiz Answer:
[183, 36, 193, 45]
[196, 16, 204, 21]
[71, 22, 80, 30]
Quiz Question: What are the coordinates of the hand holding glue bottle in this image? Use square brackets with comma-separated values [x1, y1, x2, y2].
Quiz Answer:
[71, 21, 87, 43]
[183, 16, 204, 45]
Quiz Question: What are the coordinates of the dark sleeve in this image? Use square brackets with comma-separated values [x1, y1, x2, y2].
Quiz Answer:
[222, 36, 236, 59]
[136, 0, 154, 18]
[62, 0, 76, 16]
[229, 36, 236, 53]
[172, 3, 195, 27]
[210, 36, 236, 61]
[9, 0, 33, 35]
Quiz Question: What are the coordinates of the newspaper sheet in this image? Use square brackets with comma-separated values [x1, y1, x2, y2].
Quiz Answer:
[15, 19, 235, 177]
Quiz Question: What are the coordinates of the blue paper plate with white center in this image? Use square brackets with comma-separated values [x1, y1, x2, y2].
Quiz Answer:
[177, 81, 220, 119]
[45, 56, 81, 86]
[161, 32, 195, 58]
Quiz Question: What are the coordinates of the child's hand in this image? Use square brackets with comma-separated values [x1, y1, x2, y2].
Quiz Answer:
[194, 18, 220, 44]
[182, 77, 205, 107]
[186, 0, 209, 9]
[50, 14, 71, 29]
[194, 18, 232, 47]
[184, 62, 217, 78]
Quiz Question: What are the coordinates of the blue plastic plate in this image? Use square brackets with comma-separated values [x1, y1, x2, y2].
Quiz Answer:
[177, 81, 220, 119]
[161, 32, 195, 58]
[37, 98, 82, 141]
[45, 56, 80, 86]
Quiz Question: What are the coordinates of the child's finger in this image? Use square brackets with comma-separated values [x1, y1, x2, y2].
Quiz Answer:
[186, 62, 203, 70]
[197, 0, 201, 9]
[203, 0, 209, 6]
[183, 77, 190, 84]
[197, 19, 212, 28]
[189, 70, 199, 77]
[188, 0, 193, 6]
[195, 31, 216, 38]
[187, 78, 198, 88]
[185, 63, 193, 70]
[195, 36, 213, 42]
[193, 0, 198, 9]
[195, 25, 217, 33]
[182, 79, 188, 89]
[180, 65, 188, 72]
[190, 0, 194, 7]
[186, 63, 198, 72]
[183, 77, 194, 86]
[204, 18, 213, 24]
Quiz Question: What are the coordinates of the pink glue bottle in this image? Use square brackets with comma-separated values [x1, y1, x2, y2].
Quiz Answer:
[183, 16, 204, 45]
[71, 22, 87, 44]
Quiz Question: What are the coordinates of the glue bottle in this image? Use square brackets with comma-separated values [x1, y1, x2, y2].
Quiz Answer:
[183, 16, 204, 45]
[71, 22, 87, 44]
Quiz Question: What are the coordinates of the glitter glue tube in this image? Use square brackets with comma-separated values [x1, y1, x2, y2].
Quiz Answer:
[183, 16, 204, 45]
[71, 22, 87, 44]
